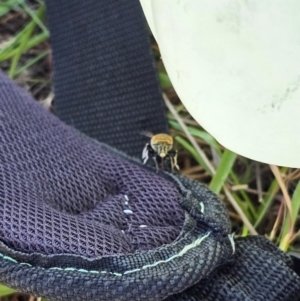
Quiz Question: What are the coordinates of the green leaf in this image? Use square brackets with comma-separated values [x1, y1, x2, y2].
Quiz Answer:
[209, 149, 237, 194]
[229, 171, 257, 220]
[169, 120, 221, 154]
[175, 136, 212, 175]
[255, 167, 288, 228]
[0, 284, 15, 296]
[159, 72, 172, 89]
[279, 180, 300, 251]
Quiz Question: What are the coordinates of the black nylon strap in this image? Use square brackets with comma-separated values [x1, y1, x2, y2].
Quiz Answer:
[45, 0, 168, 157]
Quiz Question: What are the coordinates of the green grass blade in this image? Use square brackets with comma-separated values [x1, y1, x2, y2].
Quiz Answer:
[9, 30, 31, 78]
[20, 2, 49, 35]
[0, 27, 26, 54]
[229, 171, 257, 219]
[9, 31, 31, 78]
[0, 284, 15, 296]
[231, 191, 253, 220]
[159, 72, 172, 89]
[170, 119, 256, 218]
[209, 149, 237, 194]
[0, 9, 47, 60]
[0, 32, 49, 61]
[241, 224, 249, 236]
[175, 136, 212, 175]
[0, 0, 24, 17]
[279, 180, 300, 251]
[255, 167, 288, 228]
[14, 50, 48, 76]
[169, 120, 221, 154]
[20, 31, 49, 55]
[8, 3, 46, 78]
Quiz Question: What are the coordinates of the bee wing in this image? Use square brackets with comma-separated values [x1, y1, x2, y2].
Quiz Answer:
[142, 143, 150, 164]
[140, 131, 153, 138]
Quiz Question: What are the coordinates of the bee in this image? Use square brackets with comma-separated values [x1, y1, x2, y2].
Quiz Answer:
[142, 133, 179, 172]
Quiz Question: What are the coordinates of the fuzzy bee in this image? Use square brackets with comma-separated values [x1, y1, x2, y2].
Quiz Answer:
[142, 133, 179, 172]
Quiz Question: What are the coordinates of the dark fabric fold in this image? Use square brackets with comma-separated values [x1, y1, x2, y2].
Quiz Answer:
[0, 0, 300, 300]
[46, 0, 168, 157]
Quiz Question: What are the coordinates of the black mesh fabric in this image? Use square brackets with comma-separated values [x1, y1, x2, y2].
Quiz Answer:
[0, 73, 184, 257]
[0, 72, 233, 300]
[0, 72, 299, 300]
[1, 0, 300, 299]
[168, 236, 300, 301]
[45, 0, 168, 158]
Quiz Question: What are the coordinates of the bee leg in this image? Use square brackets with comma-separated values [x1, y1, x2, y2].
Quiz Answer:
[142, 143, 151, 165]
[170, 156, 175, 173]
[153, 156, 160, 172]
[173, 151, 180, 170]
[169, 150, 179, 172]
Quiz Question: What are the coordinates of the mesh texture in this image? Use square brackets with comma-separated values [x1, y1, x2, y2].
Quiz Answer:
[0, 73, 184, 257]
[0, 72, 299, 300]
[46, 0, 168, 157]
